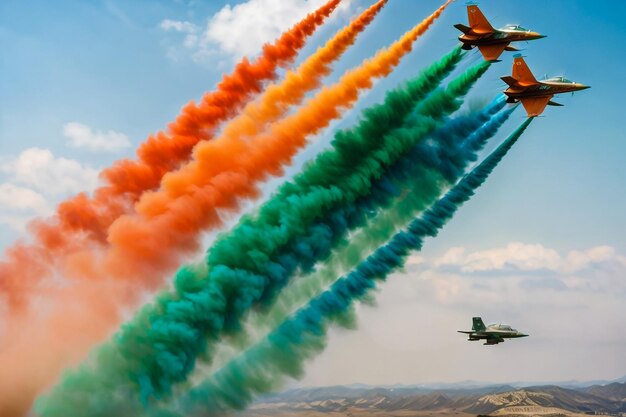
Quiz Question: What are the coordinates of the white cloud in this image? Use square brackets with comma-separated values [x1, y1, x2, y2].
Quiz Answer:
[1, 147, 99, 196]
[0, 148, 100, 234]
[301, 243, 626, 388]
[432, 242, 626, 274]
[432, 246, 466, 268]
[200, 0, 327, 59]
[562, 246, 620, 273]
[0, 183, 50, 215]
[63, 122, 130, 152]
[160, 19, 199, 48]
[161, 0, 354, 63]
[0, 184, 51, 232]
[405, 254, 425, 266]
[0, 214, 37, 233]
[161, 19, 197, 33]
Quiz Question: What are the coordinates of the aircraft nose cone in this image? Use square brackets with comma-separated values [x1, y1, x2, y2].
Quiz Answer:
[578, 84, 591, 90]
[530, 32, 546, 39]
[519, 333, 529, 337]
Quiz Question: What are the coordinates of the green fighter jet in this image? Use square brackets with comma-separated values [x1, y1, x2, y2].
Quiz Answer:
[458, 317, 529, 345]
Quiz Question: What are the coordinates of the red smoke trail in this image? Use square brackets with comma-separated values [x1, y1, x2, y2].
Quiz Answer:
[56, 0, 451, 294]
[0, 0, 341, 311]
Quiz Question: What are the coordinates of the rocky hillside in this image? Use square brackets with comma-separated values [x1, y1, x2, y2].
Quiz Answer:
[244, 382, 626, 416]
[584, 382, 626, 401]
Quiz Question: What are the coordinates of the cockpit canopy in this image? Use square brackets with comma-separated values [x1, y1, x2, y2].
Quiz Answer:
[500, 24, 529, 32]
[489, 324, 516, 331]
[545, 76, 574, 84]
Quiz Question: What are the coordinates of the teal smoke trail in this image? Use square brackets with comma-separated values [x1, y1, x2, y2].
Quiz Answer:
[208, 62, 491, 315]
[252, 103, 517, 336]
[147, 103, 515, 411]
[164, 118, 534, 416]
[205, 99, 513, 369]
[36, 48, 469, 416]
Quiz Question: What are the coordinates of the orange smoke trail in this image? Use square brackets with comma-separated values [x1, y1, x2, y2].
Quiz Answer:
[0, 282, 125, 417]
[66, 0, 452, 288]
[0, 0, 340, 311]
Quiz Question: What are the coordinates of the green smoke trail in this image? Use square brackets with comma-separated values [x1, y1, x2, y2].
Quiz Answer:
[37, 50, 483, 417]
[204, 61, 490, 313]
[305, 104, 516, 296]
[159, 118, 533, 417]
[220, 102, 515, 365]
[167, 104, 513, 412]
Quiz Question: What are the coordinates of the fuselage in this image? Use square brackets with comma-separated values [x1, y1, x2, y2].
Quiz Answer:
[459, 28, 545, 47]
[459, 318, 528, 345]
[464, 324, 528, 345]
[468, 328, 528, 340]
[505, 78, 590, 100]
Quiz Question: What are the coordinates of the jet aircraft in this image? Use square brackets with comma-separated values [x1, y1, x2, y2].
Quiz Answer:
[458, 317, 528, 345]
[502, 54, 590, 117]
[454, 2, 545, 62]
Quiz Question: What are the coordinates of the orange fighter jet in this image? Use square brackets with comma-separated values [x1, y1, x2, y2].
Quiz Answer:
[454, 2, 545, 62]
[502, 55, 590, 117]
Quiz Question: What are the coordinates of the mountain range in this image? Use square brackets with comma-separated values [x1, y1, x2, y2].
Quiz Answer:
[242, 379, 626, 417]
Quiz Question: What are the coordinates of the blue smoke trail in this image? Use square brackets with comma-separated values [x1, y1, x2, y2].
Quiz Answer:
[156, 118, 533, 417]
[204, 100, 514, 369]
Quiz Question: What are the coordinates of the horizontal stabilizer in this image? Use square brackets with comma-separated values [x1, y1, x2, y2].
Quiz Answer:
[504, 45, 519, 52]
[547, 100, 563, 106]
[454, 23, 471, 34]
[458, 331, 474, 334]
[501, 76, 519, 87]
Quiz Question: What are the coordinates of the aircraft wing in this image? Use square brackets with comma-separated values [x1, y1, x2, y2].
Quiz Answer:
[520, 95, 553, 117]
[477, 44, 508, 62]
[457, 331, 474, 334]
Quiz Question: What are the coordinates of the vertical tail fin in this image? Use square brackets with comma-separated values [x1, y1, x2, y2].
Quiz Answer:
[467, 4, 495, 33]
[512, 54, 538, 84]
[472, 317, 486, 332]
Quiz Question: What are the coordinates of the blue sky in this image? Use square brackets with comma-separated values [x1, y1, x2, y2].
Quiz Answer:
[1, 0, 625, 385]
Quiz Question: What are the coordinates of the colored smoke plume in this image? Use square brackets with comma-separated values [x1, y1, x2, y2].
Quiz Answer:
[0, 0, 342, 313]
[161, 119, 533, 417]
[36, 3, 454, 416]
